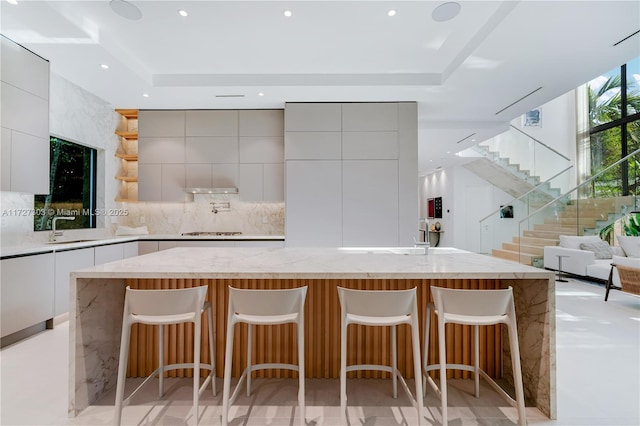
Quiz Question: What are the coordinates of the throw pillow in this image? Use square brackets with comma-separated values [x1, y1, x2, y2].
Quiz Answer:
[580, 240, 614, 259]
[559, 235, 602, 250]
[617, 235, 640, 258]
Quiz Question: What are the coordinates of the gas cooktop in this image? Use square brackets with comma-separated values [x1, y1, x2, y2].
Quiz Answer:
[181, 231, 242, 236]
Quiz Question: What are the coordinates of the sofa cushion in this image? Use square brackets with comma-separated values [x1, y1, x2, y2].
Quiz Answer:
[559, 235, 602, 250]
[580, 240, 614, 259]
[617, 235, 640, 258]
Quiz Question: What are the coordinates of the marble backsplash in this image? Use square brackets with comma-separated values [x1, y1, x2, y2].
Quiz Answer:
[117, 197, 285, 236]
[1, 191, 285, 247]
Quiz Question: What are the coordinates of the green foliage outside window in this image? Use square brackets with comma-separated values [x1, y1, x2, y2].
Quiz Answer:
[34, 137, 97, 231]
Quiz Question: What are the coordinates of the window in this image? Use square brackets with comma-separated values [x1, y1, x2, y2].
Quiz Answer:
[587, 57, 640, 197]
[34, 137, 97, 231]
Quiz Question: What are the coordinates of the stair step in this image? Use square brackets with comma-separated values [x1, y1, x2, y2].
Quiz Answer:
[523, 229, 579, 239]
[502, 242, 544, 256]
[491, 249, 538, 265]
[533, 224, 581, 233]
[544, 217, 597, 227]
[514, 236, 559, 246]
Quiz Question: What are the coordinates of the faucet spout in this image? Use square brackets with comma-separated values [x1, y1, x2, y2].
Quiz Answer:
[50, 216, 76, 242]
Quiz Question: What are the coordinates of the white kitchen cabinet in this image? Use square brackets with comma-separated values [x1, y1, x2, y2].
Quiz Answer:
[285, 160, 342, 247]
[138, 241, 159, 255]
[138, 137, 185, 164]
[186, 110, 238, 137]
[122, 242, 138, 259]
[212, 163, 239, 187]
[342, 131, 398, 160]
[10, 131, 49, 194]
[138, 110, 185, 137]
[284, 132, 342, 160]
[342, 160, 399, 247]
[1, 36, 49, 100]
[185, 137, 238, 164]
[1, 127, 11, 191]
[342, 103, 398, 131]
[263, 163, 284, 202]
[285, 103, 342, 131]
[54, 248, 94, 316]
[0, 82, 49, 139]
[239, 136, 284, 163]
[1, 253, 55, 338]
[138, 164, 162, 200]
[186, 164, 213, 188]
[239, 163, 263, 201]
[161, 164, 187, 201]
[94, 244, 124, 265]
[239, 110, 284, 136]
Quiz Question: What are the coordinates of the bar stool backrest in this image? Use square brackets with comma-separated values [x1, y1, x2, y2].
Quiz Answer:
[337, 287, 417, 317]
[125, 286, 208, 317]
[431, 286, 514, 317]
[228, 286, 307, 316]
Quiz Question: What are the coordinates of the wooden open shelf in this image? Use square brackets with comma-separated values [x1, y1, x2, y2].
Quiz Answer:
[115, 130, 138, 140]
[115, 109, 139, 119]
[115, 109, 139, 201]
[115, 152, 138, 161]
[115, 176, 138, 182]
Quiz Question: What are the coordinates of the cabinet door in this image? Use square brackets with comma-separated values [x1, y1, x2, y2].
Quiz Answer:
[263, 163, 284, 202]
[1, 253, 55, 337]
[11, 131, 49, 194]
[122, 242, 138, 259]
[239, 164, 263, 201]
[94, 244, 124, 265]
[285, 103, 342, 131]
[285, 160, 342, 247]
[161, 164, 186, 201]
[138, 241, 159, 255]
[342, 103, 398, 131]
[1, 127, 11, 191]
[138, 164, 162, 201]
[138, 110, 185, 137]
[138, 137, 185, 164]
[54, 248, 94, 316]
[342, 160, 399, 246]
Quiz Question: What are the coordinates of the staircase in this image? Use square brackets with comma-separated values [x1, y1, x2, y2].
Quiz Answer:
[492, 197, 634, 265]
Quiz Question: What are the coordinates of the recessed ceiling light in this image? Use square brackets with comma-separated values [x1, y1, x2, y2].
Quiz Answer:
[471, 139, 476, 142]
[142, 93, 149, 98]
[258, 92, 264, 97]
[100, 64, 109, 69]
[447, 151, 451, 154]
[283, 10, 292, 17]
[432, 2, 461, 22]
[109, 0, 142, 20]
[7, 0, 18, 5]
[178, 9, 188, 17]
[387, 10, 396, 17]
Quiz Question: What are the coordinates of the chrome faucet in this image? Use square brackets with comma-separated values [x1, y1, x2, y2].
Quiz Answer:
[50, 216, 76, 242]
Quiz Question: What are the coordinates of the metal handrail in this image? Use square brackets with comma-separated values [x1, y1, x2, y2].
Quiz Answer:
[518, 147, 640, 225]
[478, 165, 573, 223]
[509, 125, 571, 161]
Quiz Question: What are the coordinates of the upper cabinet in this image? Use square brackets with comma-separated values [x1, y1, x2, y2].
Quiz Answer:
[114, 109, 138, 202]
[138, 109, 284, 202]
[0, 36, 50, 194]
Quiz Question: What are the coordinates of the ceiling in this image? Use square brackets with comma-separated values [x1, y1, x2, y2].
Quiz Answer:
[2, 1, 639, 175]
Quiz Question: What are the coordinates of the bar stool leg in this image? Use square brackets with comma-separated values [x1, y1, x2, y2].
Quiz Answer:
[422, 306, 432, 393]
[474, 324, 480, 398]
[193, 317, 202, 425]
[391, 324, 398, 399]
[507, 320, 527, 426]
[222, 322, 235, 426]
[247, 324, 252, 397]
[438, 317, 448, 425]
[410, 312, 424, 426]
[159, 324, 164, 398]
[207, 306, 216, 396]
[340, 321, 348, 425]
[114, 318, 131, 426]
[297, 320, 305, 426]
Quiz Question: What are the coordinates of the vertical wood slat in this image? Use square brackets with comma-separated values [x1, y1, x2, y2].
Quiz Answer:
[125, 278, 503, 380]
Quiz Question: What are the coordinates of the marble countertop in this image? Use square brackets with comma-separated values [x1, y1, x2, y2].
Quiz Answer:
[72, 246, 553, 280]
[0, 234, 285, 258]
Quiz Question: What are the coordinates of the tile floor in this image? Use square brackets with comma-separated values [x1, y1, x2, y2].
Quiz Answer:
[1, 278, 638, 425]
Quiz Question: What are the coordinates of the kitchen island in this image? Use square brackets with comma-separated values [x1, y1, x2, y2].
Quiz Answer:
[69, 246, 555, 419]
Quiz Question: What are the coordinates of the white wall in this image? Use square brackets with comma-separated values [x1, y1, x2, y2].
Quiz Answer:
[422, 90, 579, 253]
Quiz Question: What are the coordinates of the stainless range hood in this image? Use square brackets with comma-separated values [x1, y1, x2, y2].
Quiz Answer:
[184, 187, 238, 194]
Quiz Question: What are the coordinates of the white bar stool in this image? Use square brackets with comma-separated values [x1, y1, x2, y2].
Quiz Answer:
[114, 285, 216, 425]
[337, 286, 424, 426]
[221, 286, 308, 426]
[423, 286, 526, 426]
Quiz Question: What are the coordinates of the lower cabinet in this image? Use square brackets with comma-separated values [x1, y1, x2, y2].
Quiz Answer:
[54, 248, 94, 316]
[1, 253, 55, 338]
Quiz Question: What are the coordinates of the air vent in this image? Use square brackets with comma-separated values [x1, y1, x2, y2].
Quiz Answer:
[215, 94, 245, 98]
[455, 133, 476, 144]
[613, 29, 639, 46]
[495, 87, 543, 115]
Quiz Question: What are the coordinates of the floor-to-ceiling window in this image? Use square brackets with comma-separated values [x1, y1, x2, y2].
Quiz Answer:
[587, 57, 640, 197]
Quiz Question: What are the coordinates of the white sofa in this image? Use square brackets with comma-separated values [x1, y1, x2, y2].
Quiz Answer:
[543, 235, 640, 285]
